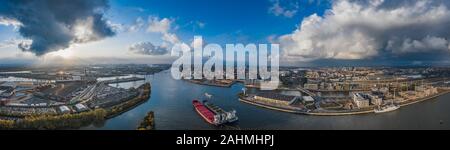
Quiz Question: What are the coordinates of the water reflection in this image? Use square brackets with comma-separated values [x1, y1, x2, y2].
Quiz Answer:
[84, 70, 450, 130]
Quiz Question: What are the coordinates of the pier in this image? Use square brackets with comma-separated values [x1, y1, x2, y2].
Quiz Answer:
[101, 77, 145, 84]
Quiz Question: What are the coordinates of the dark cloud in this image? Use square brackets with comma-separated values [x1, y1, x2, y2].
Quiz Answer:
[0, 0, 115, 55]
[128, 42, 169, 55]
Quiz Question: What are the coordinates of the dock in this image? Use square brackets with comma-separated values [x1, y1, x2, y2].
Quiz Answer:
[101, 77, 145, 84]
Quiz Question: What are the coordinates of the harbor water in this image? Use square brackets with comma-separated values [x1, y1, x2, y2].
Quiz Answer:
[81, 70, 450, 130]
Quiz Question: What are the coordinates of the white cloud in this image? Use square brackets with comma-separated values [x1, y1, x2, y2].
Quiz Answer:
[129, 16, 208, 57]
[196, 21, 206, 28]
[127, 17, 145, 32]
[128, 42, 169, 55]
[0, 39, 18, 49]
[0, 16, 22, 28]
[190, 37, 203, 48]
[145, 17, 180, 45]
[130, 16, 187, 56]
[161, 32, 180, 45]
[73, 16, 106, 43]
[147, 17, 173, 33]
[106, 21, 125, 33]
[268, 0, 299, 18]
[130, 7, 146, 12]
[279, 0, 450, 61]
[0, 38, 31, 49]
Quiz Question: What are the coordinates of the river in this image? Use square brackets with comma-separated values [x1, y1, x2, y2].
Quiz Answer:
[83, 70, 450, 130]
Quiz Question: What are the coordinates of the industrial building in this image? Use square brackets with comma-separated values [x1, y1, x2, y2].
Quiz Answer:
[352, 93, 370, 108]
[352, 92, 383, 108]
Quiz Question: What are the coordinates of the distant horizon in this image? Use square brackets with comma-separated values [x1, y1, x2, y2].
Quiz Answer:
[2, 0, 450, 67]
[1, 62, 449, 68]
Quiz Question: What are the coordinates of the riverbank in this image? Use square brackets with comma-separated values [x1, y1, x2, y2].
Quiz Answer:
[397, 89, 450, 107]
[105, 83, 151, 119]
[137, 111, 155, 130]
[239, 89, 450, 116]
[0, 109, 107, 129]
[239, 97, 304, 114]
[184, 79, 238, 87]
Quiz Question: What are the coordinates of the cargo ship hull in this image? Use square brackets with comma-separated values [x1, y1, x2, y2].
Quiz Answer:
[193, 100, 217, 125]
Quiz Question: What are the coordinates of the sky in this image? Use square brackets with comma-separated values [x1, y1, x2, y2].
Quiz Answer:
[0, 0, 450, 66]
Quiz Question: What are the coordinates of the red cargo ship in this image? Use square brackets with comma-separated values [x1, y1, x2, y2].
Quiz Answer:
[193, 100, 217, 125]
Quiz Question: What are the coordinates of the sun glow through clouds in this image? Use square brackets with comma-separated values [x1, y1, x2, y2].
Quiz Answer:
[48, 49, 74, 59]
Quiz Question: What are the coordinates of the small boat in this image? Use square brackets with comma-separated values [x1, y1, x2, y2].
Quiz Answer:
[374, 104, 400, 113]
[204, 93, 212, 99]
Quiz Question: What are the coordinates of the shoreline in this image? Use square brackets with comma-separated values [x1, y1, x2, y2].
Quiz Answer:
[105, 84, 151, 119]
[186, 78, 450, 116]
[397, 90, 450, 107]
[105, 83, 151, 119]
[184, 79, 238, 88]
[239, 89, 450, 116]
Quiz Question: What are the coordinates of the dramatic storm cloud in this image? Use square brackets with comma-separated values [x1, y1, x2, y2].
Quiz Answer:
[128, 42, 169, 55]
[279, 0, 450, 62]
[0, 0, 115, 56]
